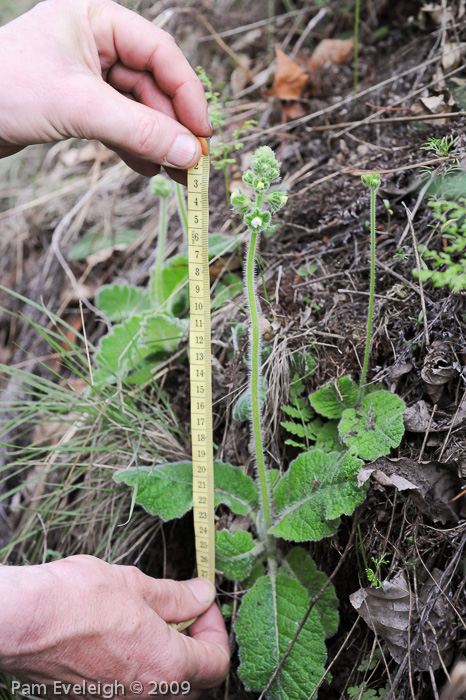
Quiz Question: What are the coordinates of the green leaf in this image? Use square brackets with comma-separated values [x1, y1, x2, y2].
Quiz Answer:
[94, 311, 188, 385]
[208, 233, 239, 258]
[271, 449, 366, 542]
[281, 403, 313, 421]
[216, 530, 264, 580]
[233, 382, 267, 421]
[309, 376, 359, 419]
[211, 272, 243, 310]
[215, 461, 258, 513]
[96, 284, 152, 321]
[315, 420, 342, 452]
[150, 254, 188, 314]
[281, 418, 322, 440]
[339, 390, 405, 460]
[242, 561, 266, 589]
[113, 461, 257, 520]
[280, 547, 339, 638]
[140, 312, 188, 357]
[236, 572, 327, 699]
[284, 438, 306, 448]
[68, 228, 140, 262]
[94, 313, 146, 384]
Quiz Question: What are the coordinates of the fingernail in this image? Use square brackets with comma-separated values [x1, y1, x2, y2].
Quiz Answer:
[186, 578, 215, 605]
[165, 134, 199, 168]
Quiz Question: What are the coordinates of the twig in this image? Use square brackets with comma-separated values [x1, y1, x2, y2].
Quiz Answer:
[239, 54, 442, 144]
[402, 203, 430, 347]
[399, 176, 433, 246]
[439, 389, 466, 461]
[307, 111, 466, 131]
[384, 530, 466, 700]
[290, 8, 326, 60]
[258, 517, 358, 700]
[418, 403, 437, 462]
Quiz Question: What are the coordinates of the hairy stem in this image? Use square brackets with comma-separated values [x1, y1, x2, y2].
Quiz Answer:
[152, 195, 167, 308]
[359, 186, 376, 397]
[175, 183, 188, 246]
[245, 228, 272, 533]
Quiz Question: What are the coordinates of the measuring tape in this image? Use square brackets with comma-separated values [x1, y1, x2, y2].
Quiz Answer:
[187, 142, 215, 584]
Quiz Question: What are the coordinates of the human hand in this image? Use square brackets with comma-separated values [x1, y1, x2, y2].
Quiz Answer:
[0, 0, 211, 181]
[0, 555, 229, 699]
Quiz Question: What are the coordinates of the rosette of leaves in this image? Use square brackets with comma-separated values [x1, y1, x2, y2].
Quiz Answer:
[114, 445, 362, 700]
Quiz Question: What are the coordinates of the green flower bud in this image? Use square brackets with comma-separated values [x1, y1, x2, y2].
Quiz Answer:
[149, 174, 172, 198]
[265, 191, 288, 213]
[231, 188, 252, 213]
[361, 173, 381, 192]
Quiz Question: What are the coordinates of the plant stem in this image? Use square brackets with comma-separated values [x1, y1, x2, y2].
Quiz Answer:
[175, 183, 188, 247]
[152, 195, 167, 308]
[353, 0, 360, 93]
[245, 227, 272, 533]
[359, 185, 376, 398]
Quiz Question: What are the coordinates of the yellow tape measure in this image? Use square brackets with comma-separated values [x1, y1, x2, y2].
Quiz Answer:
[187, 144, 215, 584]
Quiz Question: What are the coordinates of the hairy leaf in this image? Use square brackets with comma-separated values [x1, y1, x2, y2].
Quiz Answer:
[271, 449, 365, 541]
[94, 311, 187, 385]
[233, 382, 267, 421]
[315, 420, 342, 452]
[309, 376, 358, 418]
[211, 272, 243, 310]
[236, 573, 327, 699]
[96, 283, 152, 321]
[339, 391, 405, 460]
[216, 530, 264, 580]
[94, 314, 147, 384]
[150, 254, 188, 314]
[280, 547, 339, 638]
[68, 228, 140, 262]
[140, 312, 188, 356]
[208, 232, 239, 257]
[114, 461, 257, 520]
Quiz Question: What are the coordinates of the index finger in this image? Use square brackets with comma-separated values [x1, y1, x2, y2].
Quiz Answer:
[89, 0, 210, 138]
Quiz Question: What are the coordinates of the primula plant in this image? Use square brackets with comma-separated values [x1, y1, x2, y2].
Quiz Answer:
[115, 148, 373, 700]
[92, 175, 241, 387]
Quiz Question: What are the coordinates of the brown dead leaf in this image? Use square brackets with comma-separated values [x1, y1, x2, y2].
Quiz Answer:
[359, 456, 464, 523]
[351, 569, 455, 671]
[309, 38, 354, 70]
[269, 47, 308, 100]
[281, 101, 307, 119]
[410, 89, 457, 125]
[442, 42, 463, 72]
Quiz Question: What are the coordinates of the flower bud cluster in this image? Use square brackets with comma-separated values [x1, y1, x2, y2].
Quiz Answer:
[230, 146, 287, 234]
[149, 174, 172, 199]
[361, 173, 381, 192]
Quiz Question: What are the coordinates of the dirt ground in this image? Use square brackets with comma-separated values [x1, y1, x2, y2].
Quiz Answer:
[1, 0, 466, 699]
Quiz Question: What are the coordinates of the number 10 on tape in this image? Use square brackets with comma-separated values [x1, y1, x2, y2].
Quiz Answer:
[187, 147, 215, 583]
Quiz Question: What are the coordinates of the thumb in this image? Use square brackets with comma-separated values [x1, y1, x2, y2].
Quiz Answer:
[70, 78, 202, 169]
[145, 577, 216, 624]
